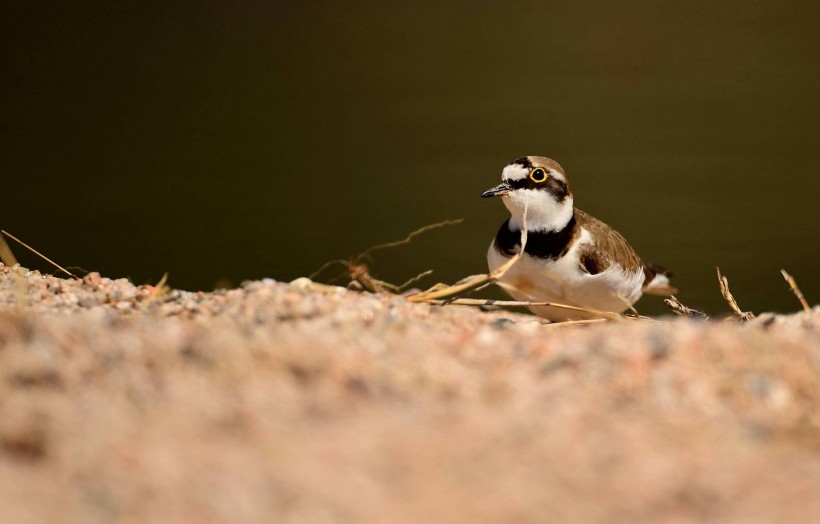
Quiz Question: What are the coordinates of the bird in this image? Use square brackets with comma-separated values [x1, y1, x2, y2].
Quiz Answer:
[482, 156, 675, 321]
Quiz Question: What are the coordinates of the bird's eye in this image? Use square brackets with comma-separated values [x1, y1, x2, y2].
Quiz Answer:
[529, 168, 548, 183]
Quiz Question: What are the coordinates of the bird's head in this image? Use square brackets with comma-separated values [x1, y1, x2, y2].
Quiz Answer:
[482, 156, 574, 232]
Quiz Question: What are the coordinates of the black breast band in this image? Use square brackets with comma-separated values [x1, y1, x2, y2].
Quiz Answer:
[494, 214, 577, 260]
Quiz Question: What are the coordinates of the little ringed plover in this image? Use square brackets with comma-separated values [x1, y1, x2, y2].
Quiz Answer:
[483, 156, 675, 321]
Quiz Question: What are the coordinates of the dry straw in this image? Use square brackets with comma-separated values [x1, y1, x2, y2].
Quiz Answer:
[1, 229, 77, 278]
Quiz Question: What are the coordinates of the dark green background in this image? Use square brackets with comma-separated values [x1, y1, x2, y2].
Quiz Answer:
[3, 1, 819, 315]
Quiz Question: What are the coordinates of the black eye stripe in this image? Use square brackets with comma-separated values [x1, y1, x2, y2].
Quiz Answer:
[506, 178, 530, 190]
[503, 173, 569, 201]
[505, 171, 550, 189]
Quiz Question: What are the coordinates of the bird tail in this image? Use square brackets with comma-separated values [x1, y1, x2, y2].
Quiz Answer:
[642, 263, 678, 296]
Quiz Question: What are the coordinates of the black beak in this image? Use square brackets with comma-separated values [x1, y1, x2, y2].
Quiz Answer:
[481, 181, 512, 198]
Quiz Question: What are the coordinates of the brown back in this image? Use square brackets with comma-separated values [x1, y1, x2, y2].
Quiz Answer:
[575, 209, 643, 275]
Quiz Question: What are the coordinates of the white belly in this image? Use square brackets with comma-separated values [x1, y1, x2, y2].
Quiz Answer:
[486, 233, 645, 321]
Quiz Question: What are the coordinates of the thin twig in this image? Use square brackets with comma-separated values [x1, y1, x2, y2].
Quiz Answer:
[359, 219, 464, 259]
[442, 280, 494, 304]
[541, 318, 610, 328]
[406, 269, 498, 302]
[1, 230, 77, 278]
[394, 269, 434, 292]
[349, 263, 393, 293]
[309, 259, 348, 281]
[780, 269, 811, 313]
[427, 297, 624, 321]
[716, 267, 754, 321]
[309, 219, 462, 291]
[664, 295, 709, 319]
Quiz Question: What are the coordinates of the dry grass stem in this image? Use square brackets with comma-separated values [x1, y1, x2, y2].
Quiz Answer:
[716, 267, 754, 321]
[140, 272, 171, 309]
[664, 295, 709, 319]
[405, 232, 529, 302]
[346, 263, 394, 293]
[780, 270, 811, 313]
[394, 269, 435, 292]
[442, 280, 494, 303]
[359, 219, 464, 258]
[426, 297, 624, 320]
[540, 318, 611, 328]
[0, 232, 19, 267]
[310, 219, 463, 293]
[318, 263, 430, 295]
[1, 230, 77, 278]
[408, 204, 530, 303]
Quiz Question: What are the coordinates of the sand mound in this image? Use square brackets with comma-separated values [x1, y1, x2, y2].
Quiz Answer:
[1, 263, 818, 523]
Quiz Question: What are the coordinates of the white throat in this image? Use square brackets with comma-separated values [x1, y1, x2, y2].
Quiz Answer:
[504, 190, 574, 232]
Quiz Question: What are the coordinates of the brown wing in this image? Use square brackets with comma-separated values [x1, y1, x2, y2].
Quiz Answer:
[574, 209, 643, 274]
[577, 243, 611, 275]
[576, 209, 677, 293]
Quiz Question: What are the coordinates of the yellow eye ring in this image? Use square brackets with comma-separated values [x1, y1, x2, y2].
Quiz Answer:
[529, 168, 548, 183]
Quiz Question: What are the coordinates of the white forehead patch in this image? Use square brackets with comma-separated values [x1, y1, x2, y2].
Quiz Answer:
[548, 169, 566, 183]
[502, 164, 530, 181]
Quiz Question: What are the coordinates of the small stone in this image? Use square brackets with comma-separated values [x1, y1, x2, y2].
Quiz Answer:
[290, 277, 313, 290]
[77, 295, 100, 307]
[83, 272, 102, 287]
[493, 318, 513, 329]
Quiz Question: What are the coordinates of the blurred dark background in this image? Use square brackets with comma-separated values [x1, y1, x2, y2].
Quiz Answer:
[2, 1, 819, 315]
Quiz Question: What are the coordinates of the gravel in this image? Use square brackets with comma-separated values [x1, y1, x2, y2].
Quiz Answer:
[0, 263, 818, 523]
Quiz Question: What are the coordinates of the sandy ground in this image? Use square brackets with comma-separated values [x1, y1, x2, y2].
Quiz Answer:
[0, 263, 818, 524]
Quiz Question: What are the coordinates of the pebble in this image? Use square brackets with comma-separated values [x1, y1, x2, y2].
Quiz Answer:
[289, 277, 313, 289]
